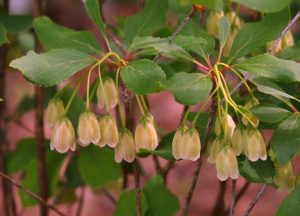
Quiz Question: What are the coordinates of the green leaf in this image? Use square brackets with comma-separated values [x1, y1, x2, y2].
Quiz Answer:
[178, 18, 215, 59]
[0, 24, 8, 46]
[131, 36, 193, 61]
[234, 54, 300, 83]
[124, 0, 168, 44]
[0, 15, 33, 32]
[7, 138, 36, 174]
[237, 155, 275, 184]
[143, 175, 179, 216]
[228, 9, 289, 62]
[165, 72, 212, 105]
[10, 49, 95, 87]
[120, 59, 166, 95]
[19, 147, 64, 207]
[251, 104, 291, 124]
[78, 145, 121, 188]
[278, 41, 300, 61]
[276, 185, 300, 216]
[84, 0, 106, 37]
[172, 35, 208, 60]
[250, 76, 300, 104]
[271, 113, 300, 165]
[114, 190, 148, 216]
[218, 17, 231, 48]
[33, 16, 101, 54]
[232, 0, 291, 13]
[137, 132, 175, 161]
[188, 112, 210, 138]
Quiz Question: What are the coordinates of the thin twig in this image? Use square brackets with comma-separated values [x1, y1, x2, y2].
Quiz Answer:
[268, 11, 300, 53]
[229, 180, 237, 216]
[107, 30, 127, 55]
[75, 188, 85, 216]
[0, 171, 66, 216]
[225, 182, 251, 215]
[211, 181, 227, 216]
[181, 84, 217, 216]
[134, 159, 142, 216]
[242, 185, 268, 216]
[102, 189, 117, 205]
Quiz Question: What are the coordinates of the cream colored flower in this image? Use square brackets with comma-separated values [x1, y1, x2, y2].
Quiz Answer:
[77, 111, 101, 146]
[207, 137, 224, 164]
[50, 118, 76, 153]
[244, 129, 267, 162]
[98, 115, 119, 148]
[114, 129, 135, 163]
[231, 127, 245, 156]
[135, 114, 158, 151]
[172, 128, 201, 161]
[215, 114, 236, 140]
[216, 147, 239, 181]
[274, 161, 295, 192]
[97, 77, 118, 110]
[46, 98, 65, 128]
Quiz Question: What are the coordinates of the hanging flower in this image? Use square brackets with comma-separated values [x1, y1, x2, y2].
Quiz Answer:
[274, 160, 295, 192]
[97, 77, 118, 110]
[135, 114, 158, 151]
[115, 129, 135, 163]
[215, 114, 236, 140]
[215, 147, 239, 181]
[98, 115, 119, 148]
[46, 98, 65, 128]
[243, 129, 267, 162]
[77, 111, 101, 146]
[231, 126, 245, 156]
[50, 118, 76, 153]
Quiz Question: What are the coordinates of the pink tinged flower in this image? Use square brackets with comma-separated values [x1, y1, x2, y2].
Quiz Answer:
[46, 98, 65, 128]
[50, 118, 76, 153]
[135, 114, 158, 151]
[98, 115, 119, 148]
[216, 147, 239, 181]
[114, 129, 135, 163]
[244, 129, 267, 162]
[207, 137, 224, 164]
[77, 111, 101, 146]
[97, 77, 118, 110]
[215, 114, 236, 140]
[231, 127, 245, 156]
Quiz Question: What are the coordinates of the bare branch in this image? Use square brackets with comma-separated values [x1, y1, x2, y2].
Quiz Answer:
[229, 180, 237, 216]
[243, 185, 268, 216]
[0, 171, 66, 216]
[134, 160, 142, 216]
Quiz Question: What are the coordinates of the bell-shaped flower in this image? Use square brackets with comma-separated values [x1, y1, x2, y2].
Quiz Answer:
[50, 118, 76, 153]
[207, 137, 224, 164]
[274, 160, 295, 192]
[46, 98, 65, 128]
[215, 114, 236, 140]
[97, 77, 118, 110]
[172, 128, 201, 161]
[114, 129, 135, 163]
[231, 127, 245, 156]
[135, 114, 158, 151]
[216, 147, 239, 181]
[77, 111, 101, 146]
[244, 129, 267, 162]
[98, 115, 119, 148]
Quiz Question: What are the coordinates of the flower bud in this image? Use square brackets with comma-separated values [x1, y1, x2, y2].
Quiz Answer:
[207, 137, 224, 164]
[243, 129, 267, 162]
[223, 29, 238, 57]
[242, 98, 259, 127]
[135, 114, 158, 151]
[274, 161, 295, 192]
[46, 98, 65, 128]
[226, 11, 242, 29]
[281, 30, 294, 48]
[115, 129, 135, 163]
[172, 128, 201, 161]
[215, 147, 239, 181]
[206, 11, 224, 38]
[231, 127, 245, 156]
[50, 118, 76, 153]
[98, 115, 119, 148]
[77, 111, 101, 146]
[97, 77, 118, 110]
[215, 114, 236, 140]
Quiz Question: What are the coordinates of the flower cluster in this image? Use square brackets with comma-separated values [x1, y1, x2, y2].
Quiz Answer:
[46, 75, 159, 163]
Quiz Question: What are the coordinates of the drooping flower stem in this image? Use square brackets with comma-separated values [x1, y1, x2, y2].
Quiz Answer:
[116, 68, 126, 127]
[64, 80, 82, 115]
[97, 66, 110, 113]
